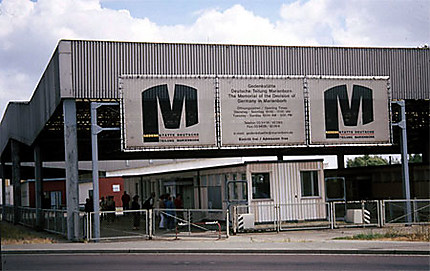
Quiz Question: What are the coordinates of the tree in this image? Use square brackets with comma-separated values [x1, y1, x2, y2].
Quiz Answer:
[346, 155, 388, 168]
[408, 154, 422, 163]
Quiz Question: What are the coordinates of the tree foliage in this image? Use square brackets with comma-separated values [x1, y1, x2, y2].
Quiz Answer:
[346, 155, 388, 168]
[408, 154, 422, 163]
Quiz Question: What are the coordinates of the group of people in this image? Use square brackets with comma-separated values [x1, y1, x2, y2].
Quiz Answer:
[158, 194, 183, 230]
[85, 191, 185, 231]
[128, 192, 156, 230]
[99, 195, 116, 222]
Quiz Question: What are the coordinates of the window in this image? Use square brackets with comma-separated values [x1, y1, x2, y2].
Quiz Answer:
[208, 186, 222, 209]
[50, 191, 62, 209]
[300, 171, 319, 197]
[252, 173, 270, 199]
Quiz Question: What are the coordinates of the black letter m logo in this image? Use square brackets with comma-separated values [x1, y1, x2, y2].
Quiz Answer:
[324, 85, 373, 138]
[142, 84, 198, 142]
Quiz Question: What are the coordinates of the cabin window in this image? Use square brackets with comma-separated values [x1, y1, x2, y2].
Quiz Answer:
[300, 171, 319, 197]
[252, 173, 271, 199]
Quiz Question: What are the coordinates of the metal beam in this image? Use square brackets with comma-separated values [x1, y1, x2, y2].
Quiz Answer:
[34, 144, 43, 230]
[1, 159, 5, 219]
[63, 99, 80, 240]
[11, 139, 21, 225]
[337, 154, 345, 169]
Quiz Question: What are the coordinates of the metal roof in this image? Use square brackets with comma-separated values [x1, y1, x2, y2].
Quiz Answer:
[1, 40, 429, 161]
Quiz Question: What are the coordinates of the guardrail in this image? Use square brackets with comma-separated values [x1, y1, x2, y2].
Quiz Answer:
[383, 199, 430, 225]
[232, 199, 430, 233]
[18, 206, 37, 228]
[1, 205, 14, 223]
[43, 208, 68, 236]
[87, 209, 149, 241]
[83, 208, 228, 241]
[2, 200, 428, 240]
[332, 200, 380, 228]
[153, 208, 227, 240]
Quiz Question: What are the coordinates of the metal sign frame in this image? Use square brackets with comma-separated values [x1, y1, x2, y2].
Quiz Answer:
[120, 75, 392, 152]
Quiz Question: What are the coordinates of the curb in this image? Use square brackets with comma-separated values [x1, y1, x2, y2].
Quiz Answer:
[3, 249, 429, 256]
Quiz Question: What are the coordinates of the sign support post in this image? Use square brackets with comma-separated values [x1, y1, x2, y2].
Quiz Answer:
[392, 100, 412, 224]
[91, 102, 120, 240]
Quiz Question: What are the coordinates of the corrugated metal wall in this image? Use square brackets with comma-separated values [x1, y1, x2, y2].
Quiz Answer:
[69, 40, 429, 100]
[0, 49, 61, 154]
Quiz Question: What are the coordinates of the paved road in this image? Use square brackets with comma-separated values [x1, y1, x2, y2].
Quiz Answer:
[3, 254, 429, 271]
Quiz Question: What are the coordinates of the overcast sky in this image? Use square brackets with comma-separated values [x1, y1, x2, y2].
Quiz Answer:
[0, 0, 429, 118]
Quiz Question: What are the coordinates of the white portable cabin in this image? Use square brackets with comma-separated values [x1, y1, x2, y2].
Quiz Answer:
[243, 160, 326, 223]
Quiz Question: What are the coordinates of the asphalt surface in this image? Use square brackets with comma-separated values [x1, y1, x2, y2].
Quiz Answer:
[2, 227, 429, 256]
[3, 254, 430, 271]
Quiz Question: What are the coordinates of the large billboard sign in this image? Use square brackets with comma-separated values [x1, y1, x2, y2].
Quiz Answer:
[219, 77, 305, 147]
[308, 77, 391, 145]
[120, 75, 391, 151]
[121, 76, 217, 150]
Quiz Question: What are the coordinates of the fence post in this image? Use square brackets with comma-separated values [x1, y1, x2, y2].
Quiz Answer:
[148, 209, 153, 239]
[381, 200, 385, 227]
[412, 200, 417, 223]
[377, 200, 382, 228]
[226, 209, 230, 238]
[187, 209, 191, 235]
[89, 212, 92, 241]
[232, 206, 237, 235]
[330, 202, 335, 229]
[276, 205, 280, 232]
[85, 213, 89, 242]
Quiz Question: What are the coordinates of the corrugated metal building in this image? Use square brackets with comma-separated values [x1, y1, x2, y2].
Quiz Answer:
[0, 40, 429, 162]
[0, 40, 428, 239]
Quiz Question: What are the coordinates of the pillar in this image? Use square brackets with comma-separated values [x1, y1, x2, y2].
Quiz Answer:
[337, 154, 345, 169]
[63, 99, 80, 240]
[422, 139, 429, 164]
[1, 159, 5, 219]
[11, 140, 21, 225]
[34, 144, 44, 230]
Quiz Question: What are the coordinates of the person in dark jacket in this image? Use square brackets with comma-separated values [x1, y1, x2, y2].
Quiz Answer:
[131, 195, 140, 230]
[121, 191, 131, 211]
[84, 197, 93, 213]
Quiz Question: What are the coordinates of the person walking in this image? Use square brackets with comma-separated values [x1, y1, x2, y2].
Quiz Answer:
[131, 195, 140, 230]
[121, 191, 131, 211]
[158, 194, 166, 229]
[106, 196, 116, 222]
[174, 194, 184, 220]
[165, 195, 176, 230]
[143, 192, 156, 210]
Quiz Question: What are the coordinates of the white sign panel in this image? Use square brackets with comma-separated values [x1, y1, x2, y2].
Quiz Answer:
[308, 77, 391, 145]
[121, 76, 217, 150]
[219, 77, 306, 147]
